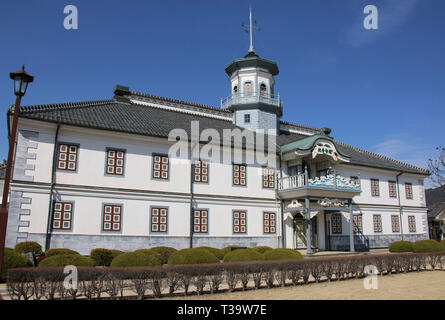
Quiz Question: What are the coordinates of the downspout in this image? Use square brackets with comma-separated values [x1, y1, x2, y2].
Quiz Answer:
[396, 172, 404, 241]
[44, 123, 60, 251]
[278, 148, 285, 249]
[189, 143, 195, 249]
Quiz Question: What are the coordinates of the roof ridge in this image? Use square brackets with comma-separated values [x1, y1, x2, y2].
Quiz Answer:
[130, 91, 231, 113]
[336, 140, 429, 174]
[279, 120, 322, 133]
[16, 99, 115, 114]
[132, 91, 325, 134]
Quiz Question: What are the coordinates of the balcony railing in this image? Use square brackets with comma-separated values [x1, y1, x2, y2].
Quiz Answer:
[277, 172, 361, 193]
[221, 92, 282, 109]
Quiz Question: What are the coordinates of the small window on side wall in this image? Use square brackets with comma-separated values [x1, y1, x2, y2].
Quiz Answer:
[244, 114, 250, 124]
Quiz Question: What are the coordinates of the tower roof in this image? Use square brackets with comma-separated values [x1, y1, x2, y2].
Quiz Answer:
[224, 51, 279, 77]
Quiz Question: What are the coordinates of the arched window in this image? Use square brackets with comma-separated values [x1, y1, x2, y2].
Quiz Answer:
[233, 85, 238, 96]
[260, 83, 267, 97]
[244, 82, 252, 96]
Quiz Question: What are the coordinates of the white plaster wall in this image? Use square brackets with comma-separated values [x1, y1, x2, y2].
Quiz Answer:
[337, 164, 427, 208]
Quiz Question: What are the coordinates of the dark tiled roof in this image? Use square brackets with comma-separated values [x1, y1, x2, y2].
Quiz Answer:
[428, 202, 445, 218]
[12, 97, 429, 175]
[426, 185, 445, 207]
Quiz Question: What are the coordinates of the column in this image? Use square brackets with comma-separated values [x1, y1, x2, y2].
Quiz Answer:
[305, 197, 312, 255]
[349, 200, 355, 252]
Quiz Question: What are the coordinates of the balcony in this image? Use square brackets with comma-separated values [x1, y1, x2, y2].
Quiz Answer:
[277, 172, 361, 199]
[221, 92, 282, 110]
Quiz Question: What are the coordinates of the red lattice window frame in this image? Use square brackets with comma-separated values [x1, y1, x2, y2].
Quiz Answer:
[388, 180, 397, 198]
[263, 212, 276, 234]
[193, 209, 208, 233]
[106, 149, 125, 175]
[233, 164, 246, 186]
[102, 204, 122, 232]
[391, 215, 400, 233]
[371, 179, 380, 197]
[408, 215, 416, 233]
[373, 214, 382, 233]
[152, 155, 169, 180]
[262, 168, 275, 189]
[57, 144, 78, 171]
[233, 211, 247, 234]
[405, 183, 413, 199]
[193, 160, 208, 183]
[151, 207, 168, 233]
[52, 202, 73, 230]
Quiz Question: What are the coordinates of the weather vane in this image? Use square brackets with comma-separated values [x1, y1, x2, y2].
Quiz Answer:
[241, 7, 260, 53]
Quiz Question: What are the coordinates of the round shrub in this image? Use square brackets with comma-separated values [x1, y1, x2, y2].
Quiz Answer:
[110, 252, 161, 267]
[111, 249, 124, 259]
[253, 246, 273, 254]
[150, 246, 178, 264]
[412, 240, 443, 253]
[264, 248, 303, 260]
[389, 241, 413, 253]
[168, 248, 219, 265]
[221, 245, 244, 258]
[134, 249, 155, 254]
[90, 248, 124, 266]
[45, 248, 79, 257]
[223, 248, 264, 263]
[1, 248, 32, 282]
[38, 254, 94, 267]
[196, 246, 224, 260]
[14, 241, 43, 257]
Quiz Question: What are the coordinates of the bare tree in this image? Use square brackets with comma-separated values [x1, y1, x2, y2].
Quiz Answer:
[428, 146, 445, 187]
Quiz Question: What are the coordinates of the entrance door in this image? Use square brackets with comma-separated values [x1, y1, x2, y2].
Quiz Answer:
[293, 216, 318, 249]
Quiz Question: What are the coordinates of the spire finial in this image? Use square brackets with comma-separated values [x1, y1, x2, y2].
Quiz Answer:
[242, 7, 260, 54]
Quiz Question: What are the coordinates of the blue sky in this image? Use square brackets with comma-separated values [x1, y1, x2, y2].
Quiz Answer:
[1, 0, 444, 186]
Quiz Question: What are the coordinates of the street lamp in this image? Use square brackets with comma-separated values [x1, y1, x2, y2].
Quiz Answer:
[0, 65, 34, 277]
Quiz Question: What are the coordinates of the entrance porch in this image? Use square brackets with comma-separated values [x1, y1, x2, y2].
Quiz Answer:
[283, 198, 367, 254]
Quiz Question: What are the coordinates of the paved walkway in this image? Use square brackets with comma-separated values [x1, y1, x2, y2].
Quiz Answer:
[297, 248, 389, 257]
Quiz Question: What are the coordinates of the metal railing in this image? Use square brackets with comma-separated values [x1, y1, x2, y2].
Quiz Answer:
[221, 92, 282, 109]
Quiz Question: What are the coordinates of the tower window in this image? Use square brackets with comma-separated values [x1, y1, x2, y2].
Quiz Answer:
[244, 114, 250, 124]
[244, 82, 252, 95]
[233, 85, 238, 96]
[260, 83, 267, 96]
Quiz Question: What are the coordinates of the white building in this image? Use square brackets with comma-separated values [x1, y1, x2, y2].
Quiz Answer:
[4, 49, 429, 255]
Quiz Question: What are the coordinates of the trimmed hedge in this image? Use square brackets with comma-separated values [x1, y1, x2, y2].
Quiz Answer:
[90, 248, 124, 266]
[44, 248, 80, 257]
[38, 254, 95, 267]
[253, 246, 273, 254]
[110, 252, 161, 267]
[1, 248, 32, 282]
[223, 248, 264, 262]
[196, 246, 224, 260]
[389, 241, 413, 253]
[8, 252, 445, 300]
[168, 248, 219, 265]
[264, 248, 303, 261]
[412, 240, 443, 253]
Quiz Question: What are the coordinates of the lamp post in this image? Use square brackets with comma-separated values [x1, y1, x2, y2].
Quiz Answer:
[0, 65, 34, 275]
